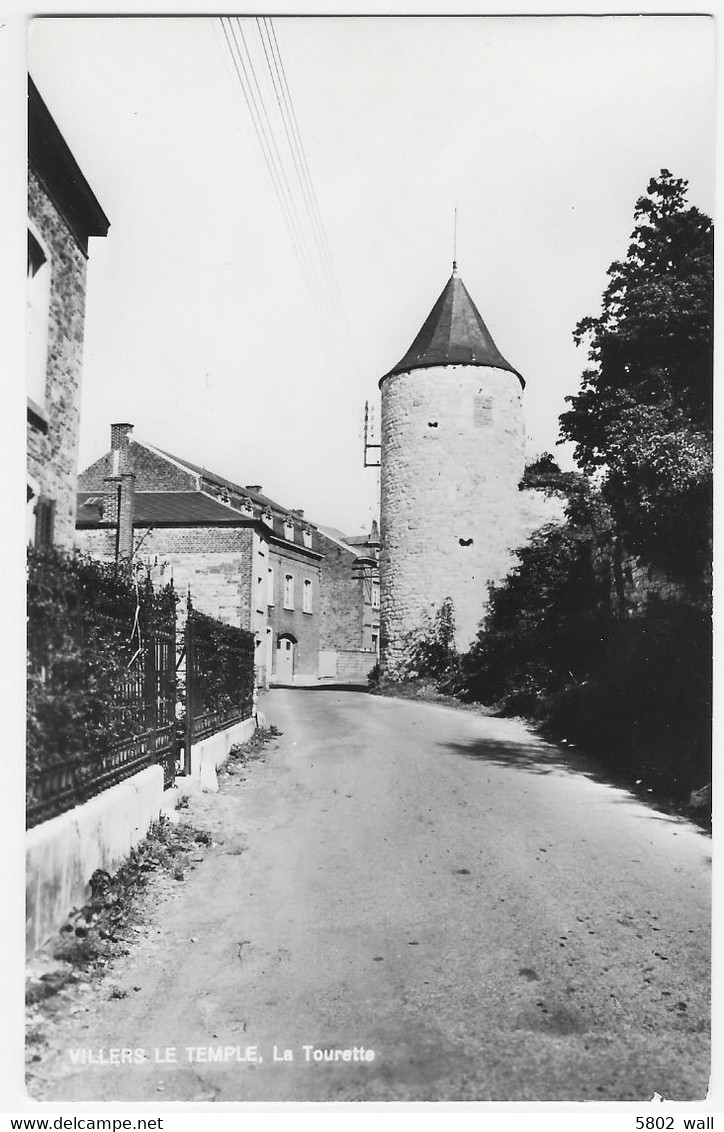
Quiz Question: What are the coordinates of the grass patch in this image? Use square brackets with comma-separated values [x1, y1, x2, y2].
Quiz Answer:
[370, 677, 493, 714]
[220, 725, 282, 778]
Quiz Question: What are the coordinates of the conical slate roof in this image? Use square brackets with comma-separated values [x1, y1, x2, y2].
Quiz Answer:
[380, 265, 524, 387]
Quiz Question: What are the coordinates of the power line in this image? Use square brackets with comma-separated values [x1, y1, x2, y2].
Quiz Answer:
[219, 16, 325, 321]
[217, 15, 360, 380]
[254, 20, 323, 281]
[232, 17, 331, 319]
[265, 18, 345, 316]
[257, 17, 343, 317]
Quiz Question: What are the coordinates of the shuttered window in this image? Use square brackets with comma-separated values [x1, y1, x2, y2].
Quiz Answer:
[34, 496, 55, 549]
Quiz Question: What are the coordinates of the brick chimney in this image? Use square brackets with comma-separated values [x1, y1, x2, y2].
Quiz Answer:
[246, 484, 262, 493]
[117, 470, 136, 562]
[110, 423, 133, 476]
[103, 482, 120, 525]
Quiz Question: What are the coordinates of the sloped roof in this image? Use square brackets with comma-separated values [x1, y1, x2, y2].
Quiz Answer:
[145, 444, 290, 515]
[346, 534, 379, 547]
[316, 526, 360, 556]
[315, 526, 379, 568]
[77, 491, 253, 527]
[78, 437, 323, 555]
[380, 266, 524, 387]
[29, 77, 110, 255]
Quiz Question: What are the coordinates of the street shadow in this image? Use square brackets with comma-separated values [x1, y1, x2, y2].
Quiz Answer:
[441, 732, 706, 829]
[441, 733, 602, 780]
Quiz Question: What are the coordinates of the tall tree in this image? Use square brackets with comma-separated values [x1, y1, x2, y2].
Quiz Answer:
[559, 170, 713, 580]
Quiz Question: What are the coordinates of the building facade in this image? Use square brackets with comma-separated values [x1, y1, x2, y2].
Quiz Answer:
[316, 524, 380, 682]
[27, 77, 110, 551]
[77, 426, 329, 685]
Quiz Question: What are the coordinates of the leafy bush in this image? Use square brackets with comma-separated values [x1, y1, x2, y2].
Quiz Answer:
[460, 466, 711, 799]
[410, 597, 459, 687]
[26, 547, 176, 820]
[462, 508, 611, 712]
[382, 597, 464, 695]
[543, 602, 711, 798]
[185, 608, 255, 729]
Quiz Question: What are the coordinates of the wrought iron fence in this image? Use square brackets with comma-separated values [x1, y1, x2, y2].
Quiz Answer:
[27, 552, 256, 825]
[26, 550, 178, 827]
[180, 600, 255, 773]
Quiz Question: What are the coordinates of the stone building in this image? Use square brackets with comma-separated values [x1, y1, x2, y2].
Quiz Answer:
[76, 426, 323, 685]
[27, 77, 110, 550]
[316, 523, 380, 682]
[378, 262, 563, 677]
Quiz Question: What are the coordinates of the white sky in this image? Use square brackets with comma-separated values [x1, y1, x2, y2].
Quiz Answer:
[27, 14, 715, 533]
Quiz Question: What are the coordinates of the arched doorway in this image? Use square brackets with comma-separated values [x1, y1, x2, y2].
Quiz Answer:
[276, 634, 296, 683]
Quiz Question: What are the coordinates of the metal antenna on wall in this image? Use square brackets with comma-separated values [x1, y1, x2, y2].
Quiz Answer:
[453, 206, 458, 272]
[363, 400, 381, 468]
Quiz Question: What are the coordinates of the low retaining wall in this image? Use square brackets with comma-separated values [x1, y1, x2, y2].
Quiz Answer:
[180, 714, 259, 795]
[336, 650, 377, 683]
[26, 765, 164, 955]
[27, 717, 262, 954]
[315, 650, 376, 684]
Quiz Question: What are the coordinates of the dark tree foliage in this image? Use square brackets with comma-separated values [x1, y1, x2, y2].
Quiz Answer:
[519, 452, 580, 497]
[559, 170, 713, 580]
[185, 608, 255, 725]
[461, 485, 711, 800]
[545, 600, 711, 799]
[462, 476, 612, 713]
[458, 175, 712, 802]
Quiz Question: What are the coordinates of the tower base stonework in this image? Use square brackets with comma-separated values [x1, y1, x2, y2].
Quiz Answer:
[379, 363, 525, 678]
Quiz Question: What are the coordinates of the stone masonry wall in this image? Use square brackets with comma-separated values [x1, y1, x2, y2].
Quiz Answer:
[76, 525, 254, 629]
[318, 537, 364, 651]
[28, 170, 90, 551]
[379, 364, 525, 674]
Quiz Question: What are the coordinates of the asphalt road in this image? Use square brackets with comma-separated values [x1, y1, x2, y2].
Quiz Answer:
[33, 689, 711, 1102]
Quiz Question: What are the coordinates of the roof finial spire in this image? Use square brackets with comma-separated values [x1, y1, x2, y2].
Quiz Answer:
[452, 207, 458, 273]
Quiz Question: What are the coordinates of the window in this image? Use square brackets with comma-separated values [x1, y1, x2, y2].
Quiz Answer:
[303, 527, 313, 549]
[284, 518, 295, 542]
[372, 633, 379, 654]
[372, 584, 380, 609]
[267, 566, 275, 606]
[34, 496, 55, 549]
[303, 578, 313, 614]
[283, 573, 294, 609]
[27, 229, 51, 415]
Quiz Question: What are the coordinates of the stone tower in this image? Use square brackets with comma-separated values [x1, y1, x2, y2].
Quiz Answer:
[379, 262, 526, 677]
